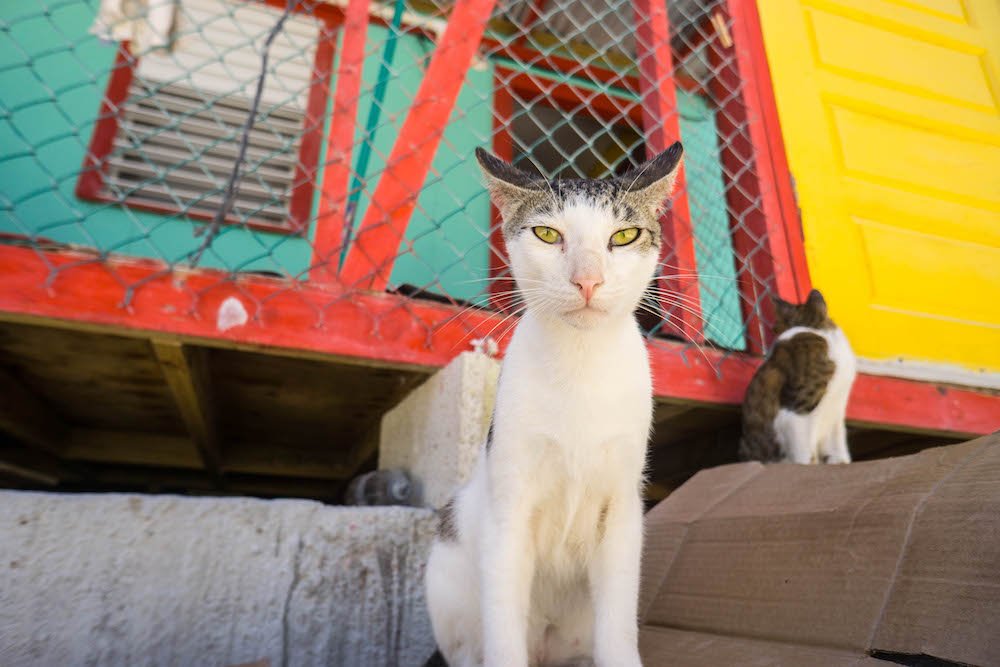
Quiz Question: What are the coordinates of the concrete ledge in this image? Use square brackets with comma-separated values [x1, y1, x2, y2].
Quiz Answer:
[0, 491, 436, 667]
[379, 350, 499, 507]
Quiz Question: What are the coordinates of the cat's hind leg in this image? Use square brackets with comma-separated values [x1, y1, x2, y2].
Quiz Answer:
[820, 420, 851, 464]
[426, 540, 482, 667]
[774, 410, 818, 464]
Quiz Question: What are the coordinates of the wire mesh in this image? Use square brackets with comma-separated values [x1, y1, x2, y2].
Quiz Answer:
[0, 0, 791, 370]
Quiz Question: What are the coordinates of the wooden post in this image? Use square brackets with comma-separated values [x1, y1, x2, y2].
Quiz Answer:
[152, 341, 222, 475]
[632, 0, 703, 342]
[709, 1, 810, 353]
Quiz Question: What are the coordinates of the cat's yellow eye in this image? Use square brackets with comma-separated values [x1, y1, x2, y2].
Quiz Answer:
[610, 227, 640, 247]
[532, 226, 562, 244]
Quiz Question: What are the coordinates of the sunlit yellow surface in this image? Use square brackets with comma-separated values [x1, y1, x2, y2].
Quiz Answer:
[757, 0, 1000, 376]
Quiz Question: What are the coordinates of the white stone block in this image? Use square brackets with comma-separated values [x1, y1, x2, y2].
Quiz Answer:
[379, 350, 499, 508]
[0, 491, 436, 667]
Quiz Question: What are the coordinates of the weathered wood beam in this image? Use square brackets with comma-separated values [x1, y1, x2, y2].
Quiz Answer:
[0, 442, 65, 485]
[64, 428, 351, 481]
[0, 368, 68, 454]
[223, 441, 350, 480]
[653, 401, 696, 426]
[344, 426, 380, 479]
[341, 372, 428, 479]
[63, 428, 203, 469]
[150, 341, 222, 474]
[75, 464, 346, 500]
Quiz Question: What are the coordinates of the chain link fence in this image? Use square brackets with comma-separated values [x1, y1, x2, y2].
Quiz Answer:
[1, 0, 792, 368]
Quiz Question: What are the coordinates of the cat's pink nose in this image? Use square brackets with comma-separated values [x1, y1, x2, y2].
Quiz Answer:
[573, 277, 603, 303]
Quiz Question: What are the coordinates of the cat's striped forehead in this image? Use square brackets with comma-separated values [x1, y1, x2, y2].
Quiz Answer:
[476, 143, 682, 243]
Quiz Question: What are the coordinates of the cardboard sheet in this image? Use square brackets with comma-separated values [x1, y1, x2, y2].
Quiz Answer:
[639, 434, 998, 666]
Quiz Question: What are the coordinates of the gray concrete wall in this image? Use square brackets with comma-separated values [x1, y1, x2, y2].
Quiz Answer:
[0, 491, 436, 667]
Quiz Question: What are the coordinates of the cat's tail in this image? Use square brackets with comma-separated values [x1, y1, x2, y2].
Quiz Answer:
[739, 431, 782, 463]
[422, 648, 448, 667]
[739, 363, 785, 463]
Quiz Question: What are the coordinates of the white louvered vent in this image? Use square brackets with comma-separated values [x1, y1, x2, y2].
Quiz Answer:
[103, 0, 321, 228]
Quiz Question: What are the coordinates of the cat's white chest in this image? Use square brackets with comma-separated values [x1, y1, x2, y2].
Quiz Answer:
[826, 328, 856, 402]
[502, 319, 652, 474]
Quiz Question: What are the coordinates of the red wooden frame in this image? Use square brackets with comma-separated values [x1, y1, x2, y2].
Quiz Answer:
[0, 244, 995, 437]
[75, 2, 339, 236]
[709, 0, 810, 353]
[488, 71, 515, 305]
[633, 0, 702, 343]
[309, 0, 370, 284]
[338, 0, 500, 290]
[484, 41, 708, 97]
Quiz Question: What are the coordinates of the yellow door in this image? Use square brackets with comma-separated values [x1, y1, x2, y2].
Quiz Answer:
[756, 0, 1000, 381]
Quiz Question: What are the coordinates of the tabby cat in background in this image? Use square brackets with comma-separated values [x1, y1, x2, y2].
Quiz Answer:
[740, 289, 856, 464]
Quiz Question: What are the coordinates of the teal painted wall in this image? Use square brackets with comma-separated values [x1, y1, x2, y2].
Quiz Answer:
[0, 5, 493, 290]
[0, 2, 311, 275]
[677, 94, 746, 350]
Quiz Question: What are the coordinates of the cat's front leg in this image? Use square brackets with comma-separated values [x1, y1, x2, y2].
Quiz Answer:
[481, 489, 535, 667]
[588, 487, 644, 667]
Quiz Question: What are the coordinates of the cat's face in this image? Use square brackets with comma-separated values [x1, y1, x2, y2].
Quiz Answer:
[476, 144, 683, 329]
[773, 289, 834, 334]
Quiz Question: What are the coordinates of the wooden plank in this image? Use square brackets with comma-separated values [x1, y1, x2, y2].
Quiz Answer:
[0, 245, 997, 436]
[63, 428, 204, 469]
[309, 0, 371, 283]
[653, 400, 697, 426]
[0, 321, 183, 435]
[343, 423, 382, 479]
[632, 0, 702, 342]
[74, 464, 346, 500]
[0, 367, 68, 454]
[338, 0, 499, 290]
[0, 443, 65, 485]
[223, 441, 350, 480]
[151, 341, 222, 473]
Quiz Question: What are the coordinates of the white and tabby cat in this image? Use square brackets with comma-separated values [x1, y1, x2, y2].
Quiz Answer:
[739, 289, 856, 464]
[424, 143, 684, 667]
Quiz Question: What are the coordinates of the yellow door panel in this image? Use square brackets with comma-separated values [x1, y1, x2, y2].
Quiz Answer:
[807, 9, 995, 110]
[856, 218, 1000, 324]
[831, 105, 999, 210]
[758, 0, 1000, 378]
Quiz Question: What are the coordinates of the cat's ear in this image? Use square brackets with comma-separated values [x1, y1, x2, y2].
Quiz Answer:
[619, 142, 683, 217]
[806, 289, 828, 317]
[475, 147, 548, 223]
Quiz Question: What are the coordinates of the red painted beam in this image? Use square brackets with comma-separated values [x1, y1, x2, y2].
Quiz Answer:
[710, 1, 810, 353]
[632, 0, 703, 343]
[482, 41, 708, 97]
[0, 245, 506, 369]
[310, 0, 370, 284]
[489, 74, 515, 306]
[338, 0, 499, 291]
[727, 1, 809, 302]
[0, 245, 996, 436]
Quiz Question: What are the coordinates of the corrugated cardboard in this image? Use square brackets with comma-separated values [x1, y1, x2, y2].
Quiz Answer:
[639, 433, 999, 666]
